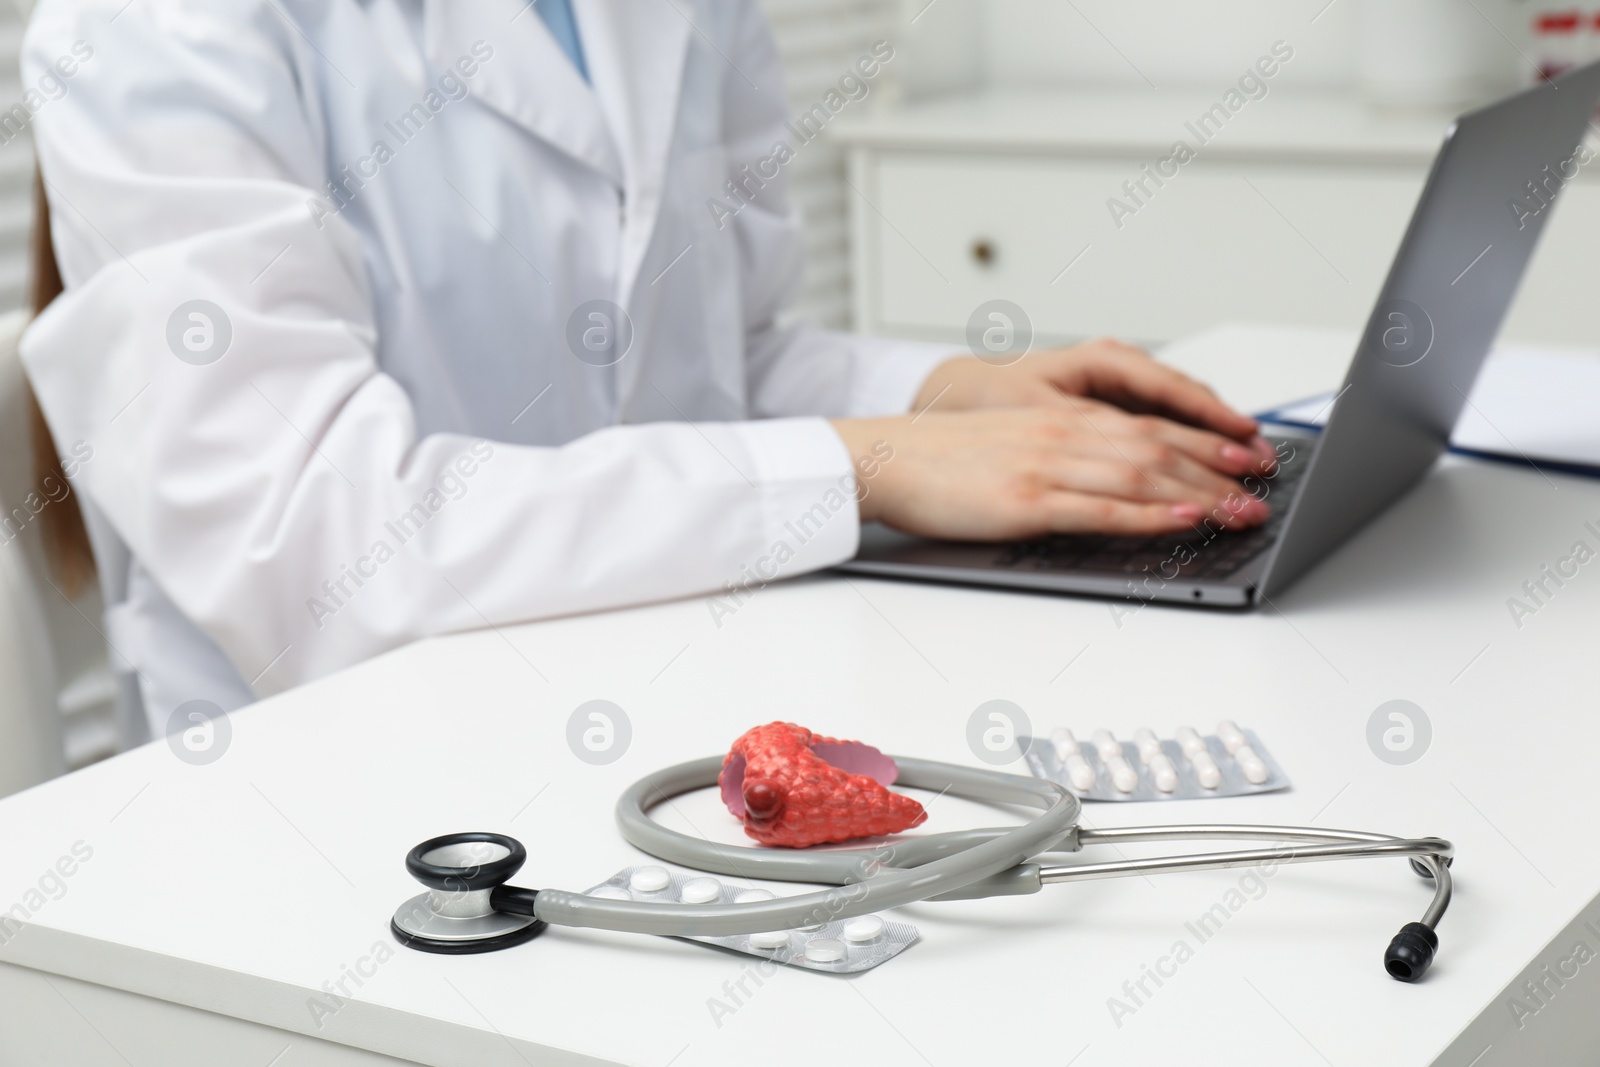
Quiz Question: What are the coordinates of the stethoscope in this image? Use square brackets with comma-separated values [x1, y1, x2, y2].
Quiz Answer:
[391, 755, 1454, 981]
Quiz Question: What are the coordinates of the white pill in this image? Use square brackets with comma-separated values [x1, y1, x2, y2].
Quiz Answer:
[1091, 729, 1122, 762]
[1175, 726, 1207, 758]
[1050, 727, 1080, 761]
[680, 877, 722, 904]
[1191, 750, 1222, 789]
[1065, 754, 1097, 792]
[1235, 745, 1270, 784]
[1150, 753, 1179, 793]
[1217, 720, 1248, 754]
[1107, 755, 1139, 793]
[843, 915, 886, 943]
[629, 866, 671, 893]
[588, 885, 631, 901]
[804, 938, 847, 963]
[735, 888, 776, 904]
[1134, 728, 1162, 763]
[749, 929, 791, 949]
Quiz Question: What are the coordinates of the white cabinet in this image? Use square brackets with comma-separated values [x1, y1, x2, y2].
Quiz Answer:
[835, 91, 1600, 350]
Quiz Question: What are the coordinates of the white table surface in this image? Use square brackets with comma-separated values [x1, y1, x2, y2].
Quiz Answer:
[3, 324, 1598, 1067]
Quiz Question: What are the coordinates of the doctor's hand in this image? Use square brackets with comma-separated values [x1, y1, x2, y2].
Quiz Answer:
[830, 403, 1274, 541]
[912, 337, 1270, 455]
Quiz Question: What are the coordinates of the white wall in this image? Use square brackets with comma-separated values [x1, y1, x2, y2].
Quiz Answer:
[903, 0, 1532, 98]
[763, 0, 901, 327]
[985, 0, 1361, 90]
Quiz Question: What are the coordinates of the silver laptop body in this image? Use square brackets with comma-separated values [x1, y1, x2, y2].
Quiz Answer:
[841, 61, 1600, 608]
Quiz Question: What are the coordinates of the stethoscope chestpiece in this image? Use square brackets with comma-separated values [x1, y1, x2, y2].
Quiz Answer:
[391, 832, 547, 954]
[406, 832, 528, 892]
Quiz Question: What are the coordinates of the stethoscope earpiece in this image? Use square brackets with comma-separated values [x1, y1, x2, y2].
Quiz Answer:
[1385, 922, 1439, 982]
[391, 832, 546, 954]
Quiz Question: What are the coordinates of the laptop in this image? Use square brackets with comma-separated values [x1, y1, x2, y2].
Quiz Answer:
[841, 61, 1600, 608]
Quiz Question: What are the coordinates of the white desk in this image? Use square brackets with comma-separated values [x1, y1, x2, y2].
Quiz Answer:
[3, 325, 1599, 1067]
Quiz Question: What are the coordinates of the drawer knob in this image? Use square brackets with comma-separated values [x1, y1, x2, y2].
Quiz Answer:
[970, 238, 996, 267]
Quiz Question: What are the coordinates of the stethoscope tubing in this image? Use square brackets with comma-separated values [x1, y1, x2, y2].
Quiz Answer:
[520, 755, 1453, 938]
[530, 756, 1083, 936]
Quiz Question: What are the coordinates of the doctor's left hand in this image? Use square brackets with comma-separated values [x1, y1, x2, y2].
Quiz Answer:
[913, 337, 1265, 450]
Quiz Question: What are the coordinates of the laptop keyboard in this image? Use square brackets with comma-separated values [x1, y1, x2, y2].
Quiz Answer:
[993, 436, 1317, 584]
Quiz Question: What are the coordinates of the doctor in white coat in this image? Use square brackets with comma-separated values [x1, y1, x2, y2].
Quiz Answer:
[20, 0, 1275, 743]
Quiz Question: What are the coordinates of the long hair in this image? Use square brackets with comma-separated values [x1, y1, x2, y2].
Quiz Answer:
[26, 168, 94, 597]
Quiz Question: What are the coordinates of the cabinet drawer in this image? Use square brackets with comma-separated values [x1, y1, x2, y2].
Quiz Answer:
[858, 152, 1427, 345]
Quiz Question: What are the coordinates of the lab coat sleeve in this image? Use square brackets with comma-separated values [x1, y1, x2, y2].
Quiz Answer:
[18, 2, 862, 695]
[721, 3, 959, 421]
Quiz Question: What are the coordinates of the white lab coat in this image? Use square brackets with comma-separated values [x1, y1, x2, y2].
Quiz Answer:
[20, 0, 950, 743]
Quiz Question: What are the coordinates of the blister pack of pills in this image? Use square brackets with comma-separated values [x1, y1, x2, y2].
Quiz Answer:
[585, 865, 918, 973]
[1020, 720, 1289, 801]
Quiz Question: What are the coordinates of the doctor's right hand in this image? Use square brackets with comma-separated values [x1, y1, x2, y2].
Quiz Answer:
[829, 404, 1273, 541]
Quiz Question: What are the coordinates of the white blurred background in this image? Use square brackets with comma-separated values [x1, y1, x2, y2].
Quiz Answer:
[762, 0, 1597, 347]
[0, 0, 1593, 788]
[0, 1, 1582, 325]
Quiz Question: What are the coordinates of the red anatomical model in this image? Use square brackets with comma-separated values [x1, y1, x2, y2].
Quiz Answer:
[719, 722, 927, 847]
